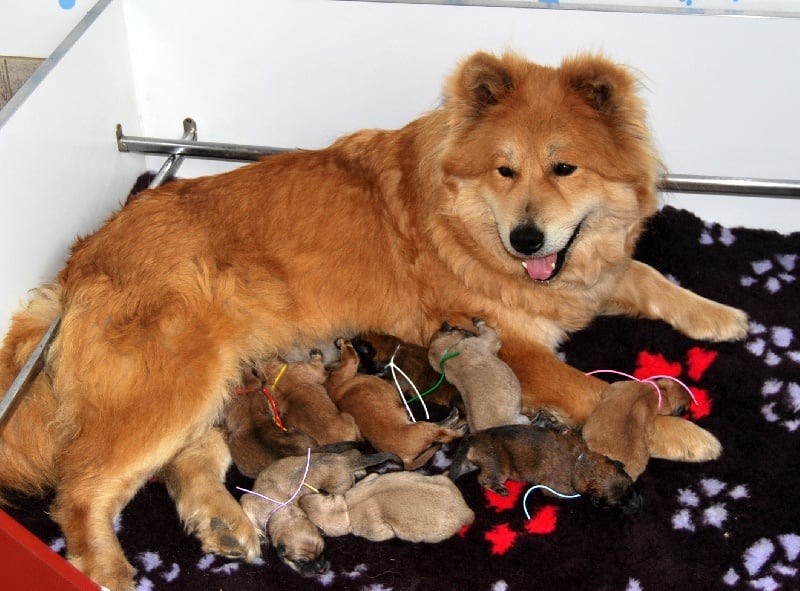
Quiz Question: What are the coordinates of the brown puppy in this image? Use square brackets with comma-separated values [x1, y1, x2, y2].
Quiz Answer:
[0, 52, 747, 589]
[259, 353, 361, 446]
[240, 447, 401, 576]
[326, 339, 467, 469]
[300, 471, 474, 543]
[582, 378, 696, 481]
[352, 332, 463, 414]
[428, 319, 530, 431]
[450, 424, 641, 513]
[223, 368, 318, 478]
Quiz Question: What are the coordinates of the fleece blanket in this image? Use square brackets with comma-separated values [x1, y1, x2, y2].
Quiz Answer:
[5, 204, 800, 591]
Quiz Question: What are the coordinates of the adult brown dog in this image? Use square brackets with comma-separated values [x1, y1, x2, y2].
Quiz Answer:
[0, 51, 747, 590]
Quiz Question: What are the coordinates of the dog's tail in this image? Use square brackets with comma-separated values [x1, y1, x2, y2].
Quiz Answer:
[0, 284, 63, 502]
[448, 434, 478, 482]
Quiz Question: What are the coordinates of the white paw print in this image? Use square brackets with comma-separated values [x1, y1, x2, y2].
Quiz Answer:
[135, 551, 181, 589]
[761, 379, 800, 432]
[723, 533, 800, 589]
[747, 322, 800, 368]
[740, 254, 796, 294]
[699, 223, 737, 246]
[672, 478, 749, 533]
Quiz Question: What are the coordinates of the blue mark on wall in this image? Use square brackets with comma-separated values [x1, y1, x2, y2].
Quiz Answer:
[59, 0, 76, 9]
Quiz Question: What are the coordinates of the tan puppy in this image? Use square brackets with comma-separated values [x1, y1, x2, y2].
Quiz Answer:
[428, 319, 530, 431]
[240, 446, 401, 576]
[326, 339, 467, 469]
[260, 353, 361, 446]
[582, 378, 695, 481]
[450, 424, 641, 513]
[0, 52, 747, 589]
[352, 332, 463, 413]
[300, 471, 474, 543]
[223, 368, 318, 478]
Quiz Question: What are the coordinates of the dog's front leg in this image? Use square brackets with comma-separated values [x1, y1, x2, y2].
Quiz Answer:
[500, 339, 606, 425]
[604, 260, 749, 341]
[159, 428, 261, 562]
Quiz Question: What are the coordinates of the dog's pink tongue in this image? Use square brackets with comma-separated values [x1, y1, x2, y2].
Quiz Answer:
[524, 254, 557, 281]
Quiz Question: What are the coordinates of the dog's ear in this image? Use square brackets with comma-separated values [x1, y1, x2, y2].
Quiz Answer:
[446, 52, 515, 114]
[560, 54, 636, 115]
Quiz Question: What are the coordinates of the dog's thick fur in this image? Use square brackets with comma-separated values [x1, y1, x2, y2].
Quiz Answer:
[582, 378, 695, 480]
[0, 51, 748, 589]
[326, 339, 466, 469]
[450, 424, 642, 513]
[299, 471, 474, 543]
[428, 319, 530, 431]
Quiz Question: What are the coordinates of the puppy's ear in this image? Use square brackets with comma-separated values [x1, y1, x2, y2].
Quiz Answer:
[446, 52, 515, 114]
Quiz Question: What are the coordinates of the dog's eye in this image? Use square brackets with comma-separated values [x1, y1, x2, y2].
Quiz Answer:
[497, 166, 515, 179]
[553, 162, 577, 177]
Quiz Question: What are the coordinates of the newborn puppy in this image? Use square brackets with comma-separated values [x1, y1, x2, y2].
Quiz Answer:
[260, 352, 362, 445]
[326, 339, 467, 469]
[450, 424, 641, 513]
[223, 375, 318, 478]
[352, 332, 463, 414]
[582, 378, 697, 481]
[300, 471, 474, 543]
[428, 320, 529, 432]
[240, 446, 401, 576]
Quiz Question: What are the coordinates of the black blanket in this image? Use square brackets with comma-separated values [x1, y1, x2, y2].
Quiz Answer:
[7, 205, 800, 591]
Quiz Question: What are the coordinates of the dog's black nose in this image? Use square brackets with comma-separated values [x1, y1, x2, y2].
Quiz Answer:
[509, 224, 545, 255]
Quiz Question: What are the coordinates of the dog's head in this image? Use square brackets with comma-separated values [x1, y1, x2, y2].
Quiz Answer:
[433, 51, 661, 289]
[573, 451, 642, 514]
[273, 533, 329, 577]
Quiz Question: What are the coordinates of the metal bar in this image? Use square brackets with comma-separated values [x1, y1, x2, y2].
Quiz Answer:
[117, 126, 291, 162]
[148, 118, 197, 188]
[0, 317, 61, 425]
[658, 174, 800, 199]
[116, 126, 800, 198]
[0, 121, 200, 429]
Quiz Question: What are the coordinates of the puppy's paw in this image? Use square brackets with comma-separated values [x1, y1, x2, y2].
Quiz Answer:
[649, 416, 722, 462]
[678, 302, 749, 342]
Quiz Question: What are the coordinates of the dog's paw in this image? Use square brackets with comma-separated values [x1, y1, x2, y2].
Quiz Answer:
[197, 515, 261, 562]
[649, 416, 722, 462]
[678, 302, 749, 342]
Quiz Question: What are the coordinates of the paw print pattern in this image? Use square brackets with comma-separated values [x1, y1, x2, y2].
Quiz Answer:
[740, 254, 796, 294]
[135, 552, 181, 590]
[747, 323, 800, 368]
[672, 478, 749, 533]
[723, 533, 800, 589]
[699, 223, 737, 247]
[761, 380, 800, 432]
[316, 563, 369, 587]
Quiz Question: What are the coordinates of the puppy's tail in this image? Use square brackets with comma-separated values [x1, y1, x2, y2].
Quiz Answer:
[0, 285, 63, 502]
[449, 434, 478, 482]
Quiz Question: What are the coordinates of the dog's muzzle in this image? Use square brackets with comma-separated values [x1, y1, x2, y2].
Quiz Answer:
[511, 222, 582, 282]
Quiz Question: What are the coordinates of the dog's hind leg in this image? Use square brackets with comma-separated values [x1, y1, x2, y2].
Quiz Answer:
[160, 428, 260, 561]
